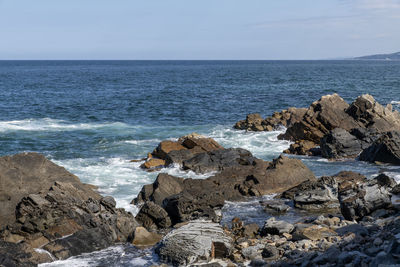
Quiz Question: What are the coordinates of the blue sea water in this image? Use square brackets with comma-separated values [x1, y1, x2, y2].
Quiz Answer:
[1, 60, 400, 266]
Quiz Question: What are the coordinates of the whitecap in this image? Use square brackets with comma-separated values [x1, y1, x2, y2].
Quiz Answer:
[0, 118, 129, 132]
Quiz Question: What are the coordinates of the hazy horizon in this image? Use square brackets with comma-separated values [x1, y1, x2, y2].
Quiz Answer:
[1, 0, 399, 60]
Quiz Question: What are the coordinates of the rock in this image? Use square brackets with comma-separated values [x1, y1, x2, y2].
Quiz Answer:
[282, 176, 340, 211]
[243, 224, 260, 238]
[0, 152, 99, 226]
[234, 113, 264, 131]
[0, 153, 140, 265]
[156, 220, 232, 266]
[338, 175, 392, 221]
[152, 141, 187, 160]
[359, 131, 400, 164]
[375, 173, 397, 187]
[346, 94, 400, 132]
[135, 202, 171, 230]
[182, 148, 256, 173]
[134, 155, 315, 226]
[281, 94, 359, 144]
[261, 217, 294, 235]
[261, 200, 290, 214]
[234, 108, 307, 132]
[141, 158, 166, 170]
[320, 128, 363, 158]
[163, 191, 225, 225]
[180, 136, 223, 152]
[131, 227, 162, 247]
[283, 140, 319, 156]
[335, 224, 368, 237]
[292, 224, 337, 241]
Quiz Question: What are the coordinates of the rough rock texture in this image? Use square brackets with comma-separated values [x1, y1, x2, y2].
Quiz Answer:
[134, 156, 315, 226]
[261, 218, 294, 235]
[0, 153, 139, 265]
[135, 202, 172, 230]
[141, 134, 224, 170]
[156, 220, 232, 266]
[281, 171, 367, 212]
[233, 108, 307, 132]
[359, 131, 400, 164]
[182, 148, 256, 173]
[320, 128, 363, 158]
[0, 152, 99, 226]
[339, 176, 393, 221]
[131, 226, 162, 247]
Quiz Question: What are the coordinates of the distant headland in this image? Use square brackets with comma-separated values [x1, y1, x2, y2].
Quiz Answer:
[354, 51, 400, 60]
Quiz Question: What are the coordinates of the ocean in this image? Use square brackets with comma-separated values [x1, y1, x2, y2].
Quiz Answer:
[1, 60, 400, 266]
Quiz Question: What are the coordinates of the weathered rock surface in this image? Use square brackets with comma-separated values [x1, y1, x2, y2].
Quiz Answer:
[156, 220, 232, 266]
[359, 131, 400, 164]
[135, 202, 172, 230]
[131, 226, 162, 247]
[339, 175, 393, 221]
[0, 153, 139, 266]
[134, 156, 316, 226]
[0, 152, 99, 226]
[320, 128, 363, 158]
[182, 148, 256, 174]
[261, 217, 294, 235]
[234, 108, 307, 132]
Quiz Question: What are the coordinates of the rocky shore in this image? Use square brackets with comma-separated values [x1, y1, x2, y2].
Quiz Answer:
[2, 94, 400, 266]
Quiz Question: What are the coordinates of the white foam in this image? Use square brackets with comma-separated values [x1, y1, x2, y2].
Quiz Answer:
[390, 101, 400, 105]
[35, 249, 56, 261]
[0, 118, 129, 132]
[162, 163, 217, 179]
[205, 125, 291, 160]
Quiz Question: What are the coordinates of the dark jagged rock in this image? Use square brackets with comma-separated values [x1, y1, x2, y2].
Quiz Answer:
[338, 175, 393, 221]
[359, 131, 400, 164]
[0, 153, 139, 265]
[134, 156, 315, 226]
[135, 202, 172, 230]
[320, 128, 363, 158]
[182, 148, 256, 173]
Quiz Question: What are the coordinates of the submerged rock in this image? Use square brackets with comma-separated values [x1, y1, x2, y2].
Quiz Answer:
[156, 220, 232, 266]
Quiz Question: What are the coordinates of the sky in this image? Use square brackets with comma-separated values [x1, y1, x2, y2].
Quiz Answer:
[0, 0, 399, 60]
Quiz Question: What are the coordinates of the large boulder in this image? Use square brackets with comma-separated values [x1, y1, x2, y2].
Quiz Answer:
[0, 152, 99, 226]
[156, 220, 232, 266]
[261, 217, 294, 235]
[0, 153, 140, 265]
[280, 94, 359, 144]
[135, 201, 171, 230]
[182, 148, 256, 173]
[359, 131, 400, 164]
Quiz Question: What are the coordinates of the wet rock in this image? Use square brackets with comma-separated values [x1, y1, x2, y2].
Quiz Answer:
[0, 153, 140, 265]
[152, 141, 187, 160]
[135, 202, 171, 230]
[261, 245, 280, 260]
[234, 113, 265, 131]
[283, 140, 320, 156]
[131, 227, 162, 247]
[180, 135, 223, 152]
[359, 131, 400, 164]
[320, 128, 363, 158]
[156, 220, 232, 266]
[261, 200, 290, 214]
[375, 173, 397, 187]
[141, 158, 166, 170]
[261, 217, 294, 235]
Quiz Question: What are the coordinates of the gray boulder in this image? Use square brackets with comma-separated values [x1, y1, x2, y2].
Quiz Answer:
[320, 128, 363, 158]
[261, 217, 294, 235]
[359, 131, 400, 164]
[156, 220, 232, 266]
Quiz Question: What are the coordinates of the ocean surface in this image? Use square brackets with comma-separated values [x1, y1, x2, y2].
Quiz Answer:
[1, 60, 400, 266]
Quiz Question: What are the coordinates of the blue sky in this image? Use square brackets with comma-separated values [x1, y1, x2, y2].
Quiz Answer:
[0, 0, 399, 59]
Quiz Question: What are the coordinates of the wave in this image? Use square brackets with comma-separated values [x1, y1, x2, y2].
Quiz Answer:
[391, 101, 400, 105]
[0, 118, 129, 132]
